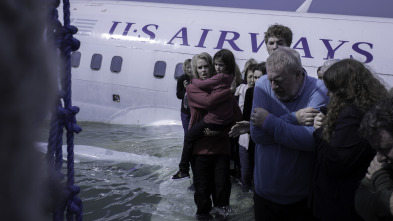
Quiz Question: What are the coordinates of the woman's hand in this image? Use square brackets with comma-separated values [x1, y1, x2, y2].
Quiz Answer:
[203, 128, 220, 136]
[229, 121, 250, 137]
[313, 112, 325, 130]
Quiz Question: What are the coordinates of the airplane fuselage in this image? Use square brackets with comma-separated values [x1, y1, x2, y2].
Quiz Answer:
[67, 0, 393, 125]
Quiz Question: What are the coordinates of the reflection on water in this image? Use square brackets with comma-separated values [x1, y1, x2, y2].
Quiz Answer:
[37, 122, 254, 221]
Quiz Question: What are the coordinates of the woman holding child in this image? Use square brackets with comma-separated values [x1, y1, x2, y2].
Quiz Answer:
[185, 50, 242, 220]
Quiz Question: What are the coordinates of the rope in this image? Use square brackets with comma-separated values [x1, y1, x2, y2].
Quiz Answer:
[47, 0, 83, 220]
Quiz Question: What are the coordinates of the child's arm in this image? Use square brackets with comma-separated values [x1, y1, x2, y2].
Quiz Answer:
[192, 74, 223, 91]
[187, 84, 232, 109]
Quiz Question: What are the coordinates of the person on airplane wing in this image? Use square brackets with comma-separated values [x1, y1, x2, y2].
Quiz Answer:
[230, 61, 266, 192]
[311, 59, 388, 221]
[250, 47, 329, 221]
[176, 58, 192, 135]
[356, 98, 393, 221]
[174, 51, 241, 220]
[172, 49, 241, 180]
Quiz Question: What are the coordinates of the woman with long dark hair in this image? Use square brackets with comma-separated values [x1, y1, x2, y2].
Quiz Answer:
[312, 59, 389, 220]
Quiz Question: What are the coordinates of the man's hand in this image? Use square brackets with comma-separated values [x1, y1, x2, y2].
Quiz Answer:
[251, 107, 269, 127]
[365, 155, 384, 180]
[313, 112, 325, 129]
[296, 107, 320, 126]
[229, 121, 250, 137]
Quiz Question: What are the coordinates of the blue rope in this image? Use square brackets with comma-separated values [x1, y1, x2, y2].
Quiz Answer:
[47, 0, 83, 220]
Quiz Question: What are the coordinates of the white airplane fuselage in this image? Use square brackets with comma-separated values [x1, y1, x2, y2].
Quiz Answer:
[66, 0, 393, 125]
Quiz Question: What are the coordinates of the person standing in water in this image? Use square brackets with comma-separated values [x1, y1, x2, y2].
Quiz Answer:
[185, 51, 241, 219]
[172, 49, 241, 180]
[177, 59, 192, 135]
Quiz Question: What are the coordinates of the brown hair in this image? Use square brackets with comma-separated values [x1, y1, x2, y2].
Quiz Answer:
[264, 24, 293, 47]
[322, 59, 389, 141]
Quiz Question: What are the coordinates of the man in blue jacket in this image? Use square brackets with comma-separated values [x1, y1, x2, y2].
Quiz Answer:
[250, 47, 329, 221]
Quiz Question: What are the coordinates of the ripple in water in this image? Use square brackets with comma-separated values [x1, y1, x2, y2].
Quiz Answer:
[38, 122, 255, 220]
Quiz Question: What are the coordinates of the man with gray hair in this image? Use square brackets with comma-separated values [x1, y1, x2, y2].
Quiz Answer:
[250, 47, 329, 220]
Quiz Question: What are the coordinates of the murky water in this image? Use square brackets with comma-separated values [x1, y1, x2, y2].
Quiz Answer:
[37, 122, 254, 221]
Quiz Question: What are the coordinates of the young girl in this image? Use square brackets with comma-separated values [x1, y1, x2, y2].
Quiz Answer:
[172, 49, 241, 179]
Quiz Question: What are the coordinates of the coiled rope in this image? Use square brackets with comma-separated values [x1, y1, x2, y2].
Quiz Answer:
[47, 0, 83, 220]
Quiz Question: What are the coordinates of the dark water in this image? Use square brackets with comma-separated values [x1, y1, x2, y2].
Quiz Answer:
[37, 122, 254, 221]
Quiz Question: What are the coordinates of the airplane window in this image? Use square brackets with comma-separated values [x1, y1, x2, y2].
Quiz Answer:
[110, 56, 123, 73]
[153, 61, 166, 79]
[91, 53, 103, 70]
[174, 63, 184, 80]
[71, 51, 81, 68]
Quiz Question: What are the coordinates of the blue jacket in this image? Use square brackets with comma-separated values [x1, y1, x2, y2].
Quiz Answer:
[250, 73, 329, 204]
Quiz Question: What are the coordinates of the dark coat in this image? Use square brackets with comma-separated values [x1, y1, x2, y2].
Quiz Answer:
[312, 105, 375, 221]
[355, 168, 393, 221]
[176, 74, 191, 115]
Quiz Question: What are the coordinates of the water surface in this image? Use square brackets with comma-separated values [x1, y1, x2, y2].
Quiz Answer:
[38, 122, 254, 220]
